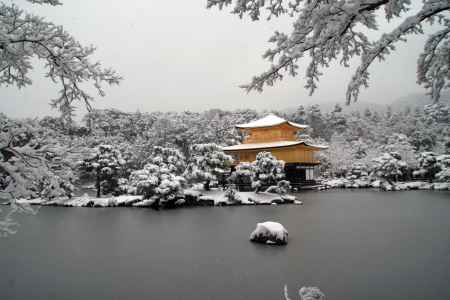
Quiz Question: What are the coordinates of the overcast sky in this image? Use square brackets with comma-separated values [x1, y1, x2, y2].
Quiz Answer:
[0, 0, 442, 118]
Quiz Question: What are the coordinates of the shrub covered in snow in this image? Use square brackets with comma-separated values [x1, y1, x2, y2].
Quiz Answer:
[413, 152, 449, 182]
[265, 180, 291, 195]
[128, 146, 187, 206]
[252, 152, 286, 193]
[228, 152, 289, 194]
[224, 184, 241, 204]
[228, 162, 254, 187]
[435, 154, 450, 182]
[185, 143, 232, 190]
[148, 146, 186, 175]
[346, 161, 369, 180]
[371, 152, 408, 182]
[388, 134, 418, 168]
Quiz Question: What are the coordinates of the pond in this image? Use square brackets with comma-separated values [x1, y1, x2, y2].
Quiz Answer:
[2, 190, 450, 300]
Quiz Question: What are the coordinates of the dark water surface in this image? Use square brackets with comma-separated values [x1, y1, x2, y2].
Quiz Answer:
[2, 190, 450, 300]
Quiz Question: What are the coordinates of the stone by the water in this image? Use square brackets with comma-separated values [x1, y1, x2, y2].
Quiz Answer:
[249, 221, 288, 245]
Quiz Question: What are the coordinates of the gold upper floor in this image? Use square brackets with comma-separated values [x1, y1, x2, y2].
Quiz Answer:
[241, 123, 305, 144]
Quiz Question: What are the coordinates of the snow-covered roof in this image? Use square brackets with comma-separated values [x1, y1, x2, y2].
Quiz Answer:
[222, 140, 327, 151]
[236, 114, 309, 129]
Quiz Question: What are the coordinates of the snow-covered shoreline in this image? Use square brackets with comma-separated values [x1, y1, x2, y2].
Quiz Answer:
[7, 189, 303, 208]
[5, 180, 449, 209]
[319, 178, 450, 191]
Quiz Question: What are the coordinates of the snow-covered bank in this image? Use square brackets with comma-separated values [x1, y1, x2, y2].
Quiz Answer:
[11, 189, 302, 208]
[10, 181, 448, 209]
[320, 178, 450, 191]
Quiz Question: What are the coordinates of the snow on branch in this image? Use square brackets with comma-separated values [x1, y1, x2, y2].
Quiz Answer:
[26, 0, 62, 5]
[347, 1, 450, 104]
[207, 0, 450, 103]
[0, 2, 121, 123]
[417, 19, 450, 103]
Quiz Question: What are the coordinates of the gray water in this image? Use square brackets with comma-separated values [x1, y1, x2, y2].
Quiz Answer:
[2, 190, 450, 300]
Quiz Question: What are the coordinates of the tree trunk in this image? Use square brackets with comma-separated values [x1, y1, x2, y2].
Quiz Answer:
[96, 169, 101, 198]
[204, 180, 210, 191]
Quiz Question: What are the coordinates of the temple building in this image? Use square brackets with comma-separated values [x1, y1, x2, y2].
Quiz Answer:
[222, 114, 327, 185]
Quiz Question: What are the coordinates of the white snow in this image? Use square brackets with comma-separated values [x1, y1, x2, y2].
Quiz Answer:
[11, 189, 300, 208]
[132, 198, 157, 207]
[183, 188, 297, 206]
[15, 198, 45, 205]
[433, 182, 450, 190]
[113, 195, 143, 206]
[299, 287, 325, 300]
[236, 114, 308, 129]
[223, 140, 327, 151]
[249, 221, 288, 245]
[223, 141, 302, 151]
[403, 181, 428, 189]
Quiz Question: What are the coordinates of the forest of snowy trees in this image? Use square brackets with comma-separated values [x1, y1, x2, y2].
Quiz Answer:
[1, 0, 448, 206]
[1, 100, 449, 206]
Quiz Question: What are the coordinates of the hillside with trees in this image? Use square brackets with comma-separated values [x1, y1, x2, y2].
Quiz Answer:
[1, 99, 448, 207]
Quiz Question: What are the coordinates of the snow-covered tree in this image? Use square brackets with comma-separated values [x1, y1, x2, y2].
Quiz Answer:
[251, 151, 286, 193]
[185, 143, 232, 190]
[0, 0, 121, 124]
[0, 114, 75, 201]
[291, 105, 306, 124]
[326, 134, 353, 177]
[127, 146, 186, 206]
[382, 134, 418, 172]
[208, 0, 450, 103]
[306, 105, 325, 138]
[435, 154, 450, 182]
[128, 164, 186, 207]
[371, 152, 408, 182]
[148, 146, 186, 175]
[78, 144, 125, 197]
[414, 151, 436, 179]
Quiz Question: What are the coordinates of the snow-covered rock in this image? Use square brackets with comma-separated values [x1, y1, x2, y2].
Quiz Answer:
[238, 193, 256, 205]
[323, 178, 346, 188]
[380, 181, 393, 191]
[299, 287, 325, 300]
[246, 192, 284, 205]
[280, 194, 296, 204]
[114, 195, 143, 206]
[405, 181, 428, 190]
[433, 182, 450, 190]
[174, 198, 186, 206]
[249, 221, 288, 245]
[418, 183, 433, 190]
[370, 180, 381, 188]
[197, 195, 216, 206]
[15, 198, 45, 205]
[393, 183, 409, 191]
[64, 195, 93, 207]
[92, 198, 117, 207]
[354, 179, 370, 188]
[132, 198, 157, 207]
